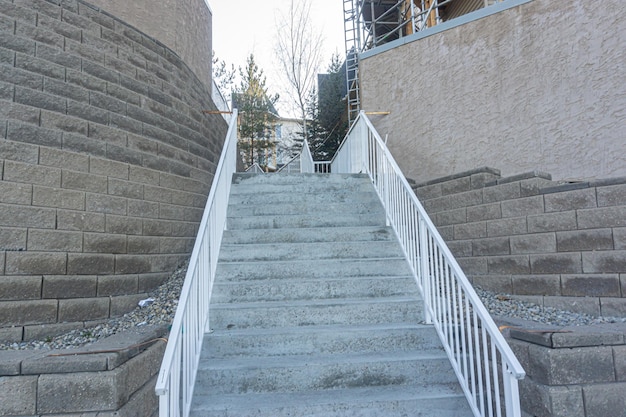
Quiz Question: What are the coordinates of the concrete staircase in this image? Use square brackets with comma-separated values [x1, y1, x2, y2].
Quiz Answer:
[189, 173, 473, 416]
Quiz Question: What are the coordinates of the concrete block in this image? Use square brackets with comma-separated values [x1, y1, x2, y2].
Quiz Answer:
[130, 166, 160, 185]
[37, 43, 82, 71]
[0, 299, 57, 326]
[446, 240, 472, 258]
[483, 182, 520, 203]
[82, 59, 120, 84]
[435, 208, 466, 226]
[16, 20, 64, 48]
[472, 275, 512, 293]
[67, 253, 115, 275]
[0, 100, 41, 126]
[0, 64, 43, 90]
[138, 272, 168, 292]
[600, 298, 626, 317]
[42, 275, 97, 299]
[0, 227, 27, 251]
[64, 133, 110, 158]
[562, 274, 620, 297]
[27, 228, 83, 252]
[128, 199, 159, 218]
[7, 120, 63, 150]
[529, 344, 615, 385]
[86, 193, 127, 215]
[486, 216, 527, 237]
[472, 236, 510, 256]
[0, 31, 35, 55]
[114, 255, 152, 274]
[437, 224, 454, 240]
[15, 0, 61, 19]
[501, 195, 544, 218]
[531, 253, 582, 274]
[41, 110, 88, 135]
[39, 147, 89, 172]
[578, 206, 626, 229]
[4, 159, 62, 187]
[88, 122, 127, 147]
[596, 183, 626, 207]
[105, 214, 143, 235]
[97, 274, 138, 297]
[108, 178, 143, 199]
[159, 204, 202, 222]
[615, 227, 626, 250]
[466, 202, 502, 222]
[90, 91, 127, 115]
[22, 350, 110, 374]
[0, 0, 38, 24]
[512, 275, 561, 296]
[527, 210, 577, 233]
[557, 228, 614, 252]
[77, 1, 116, 29]
[89, 157, 130, 180]
[169, 221, 197, 237]
[583, 250, 626, 273]
[543, 296, 601, 317]
[128, 133, 158, 156]
[32, 185, 85, 210]
[108, 112, 143, 135]
[56, 209, 105, 232]
[544, 187, 598, 212]
[37, 370, 124, 413]
[67, 100, 110, 125]
[15, 53, 65, 80]
[518, 378, 584, 417]
[453, 221, 486, 240]
[440, 176, 470, 195]
[0, 139, 39, 164]
[0, 350, 38, 376]
[62, 169, 108, 194]
[160, 237, 194, 253]
[0, 275, 41, 301]
[487, 255, 530, 274]
[456, 257, 488, 275]
[0, 325, 23, 344]
[0, 180, 33, 205]
[127, 236, 160, 254]
[0, 375, 37, 415]
[550, 325, 626, 348]
[58, 297, 109, 322]
[424, 189, 483, 212]
[0, 202, 56, 229]
[582, 383, 626, 417]
[142, 219, 172, 237]
[5, 251, 66, 275]
[83, 233, 127, 254]
[110, 293, 145, 316]
[510, 233, 557, 254]
[66, 67, 107, 91]
[104, 54, 136, 78]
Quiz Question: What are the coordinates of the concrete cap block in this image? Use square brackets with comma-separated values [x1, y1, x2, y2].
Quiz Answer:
[582, 382, 626, 417]
[21, 350, 111, 374]
[0, 350, 38, 376]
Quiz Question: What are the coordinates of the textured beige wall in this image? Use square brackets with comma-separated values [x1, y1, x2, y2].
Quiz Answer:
[87, 0, 212, 88]
[360, 0, 626, 183]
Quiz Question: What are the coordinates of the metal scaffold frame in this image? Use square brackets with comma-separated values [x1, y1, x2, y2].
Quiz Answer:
[343, 0, 505, 124]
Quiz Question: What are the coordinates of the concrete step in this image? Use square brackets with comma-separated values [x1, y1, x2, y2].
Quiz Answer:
[226, 211, 386, 229]
[211, 275, 418, 303]
[227, 199, 384, 217]
[228, 189, 381, 205]
[217, 240, 404, 262]
[203, 323, 442, 358]
[190, 386, 472, 417]
[232, 172, 371, 186]
[221, 225, 397, 245]
[215, 258, 413, 281]
[209, 296, 423, 330]
[194, 350, 458, 395]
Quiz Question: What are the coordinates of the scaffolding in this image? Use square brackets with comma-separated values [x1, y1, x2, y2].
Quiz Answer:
[343, 0, 504, 124]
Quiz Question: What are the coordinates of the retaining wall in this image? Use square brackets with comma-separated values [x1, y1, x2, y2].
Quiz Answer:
[0, 0, 229, 341]
[414, 168, 626, 316]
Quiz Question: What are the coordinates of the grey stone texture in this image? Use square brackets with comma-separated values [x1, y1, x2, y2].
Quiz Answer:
[414, 169, 626, 316]
[0, 0, 227, 341]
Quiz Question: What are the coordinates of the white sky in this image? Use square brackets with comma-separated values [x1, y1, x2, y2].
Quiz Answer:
[208, 0, 346, 116]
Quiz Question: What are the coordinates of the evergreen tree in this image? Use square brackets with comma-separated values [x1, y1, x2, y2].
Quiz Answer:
[234, 54, 279, 170]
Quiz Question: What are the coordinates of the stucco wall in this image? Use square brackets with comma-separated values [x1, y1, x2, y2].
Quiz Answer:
[360, 0, 626, 183]
[86, 0, 212, 89]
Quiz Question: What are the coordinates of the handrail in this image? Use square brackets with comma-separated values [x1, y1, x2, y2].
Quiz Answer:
[300, 139, 332, 173]
[155, 109, 239, 417]
[330, 111, 525, 417]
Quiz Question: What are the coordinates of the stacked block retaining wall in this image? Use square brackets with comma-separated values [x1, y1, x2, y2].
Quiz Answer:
[414, 168, 626, 317]
[0, 0, 228, 342]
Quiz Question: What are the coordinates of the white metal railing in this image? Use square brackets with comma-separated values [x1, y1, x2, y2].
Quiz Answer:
[300, 139, 332, 173]
[327, 111, 525, 417]
[155, 110, 238, 417]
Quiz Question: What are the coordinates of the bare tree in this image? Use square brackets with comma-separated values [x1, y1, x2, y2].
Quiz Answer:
[274, 0, 324, 149]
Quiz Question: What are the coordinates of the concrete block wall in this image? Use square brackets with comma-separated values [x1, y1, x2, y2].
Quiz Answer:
[505, 323, 626, 417]
[0, 325, 167, 416]
[414, 167, 626, 316]
[0, 0, 229, 341]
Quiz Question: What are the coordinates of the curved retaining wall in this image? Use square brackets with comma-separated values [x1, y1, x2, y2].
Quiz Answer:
[0, 0, 228, 342]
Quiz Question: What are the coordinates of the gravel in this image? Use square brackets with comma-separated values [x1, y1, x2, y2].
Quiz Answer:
[1, 267, 624, 351]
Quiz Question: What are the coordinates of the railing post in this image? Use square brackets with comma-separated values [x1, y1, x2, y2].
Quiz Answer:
[419, 217, 432, 324]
